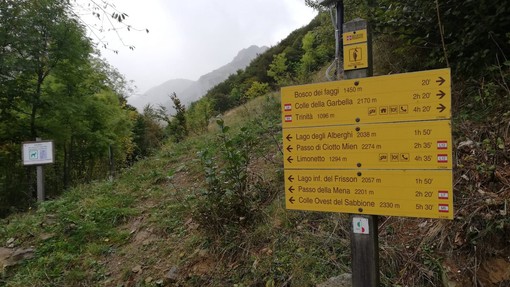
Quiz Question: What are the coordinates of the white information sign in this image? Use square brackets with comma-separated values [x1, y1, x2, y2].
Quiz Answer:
[353, 217, 370, 234]
[22, 141, 55, 165]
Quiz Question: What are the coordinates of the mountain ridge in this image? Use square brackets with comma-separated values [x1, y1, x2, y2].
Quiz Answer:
[128, 45, 268, 112]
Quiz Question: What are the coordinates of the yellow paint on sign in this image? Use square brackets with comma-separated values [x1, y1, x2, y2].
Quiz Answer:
[283, 120, 452, 170]
[343, 43, 368, 70]
[343, 29, 368, 45]
[281, 68, 451, 128]
[281, 68, 453, 220]
[285, 169, 453, 219]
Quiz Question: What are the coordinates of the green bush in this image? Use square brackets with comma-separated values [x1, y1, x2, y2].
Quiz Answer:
[194, 119, 272, 252]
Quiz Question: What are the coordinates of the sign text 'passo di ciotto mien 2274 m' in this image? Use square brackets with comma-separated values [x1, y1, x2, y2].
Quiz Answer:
[281, 68, 453, 219]
[283, 120, 452, 170]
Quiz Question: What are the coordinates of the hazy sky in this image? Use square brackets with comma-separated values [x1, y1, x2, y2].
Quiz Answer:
[82, 0, 317, 94]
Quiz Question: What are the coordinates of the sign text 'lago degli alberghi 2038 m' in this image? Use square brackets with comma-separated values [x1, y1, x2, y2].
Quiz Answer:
[281, 68, 453, 219]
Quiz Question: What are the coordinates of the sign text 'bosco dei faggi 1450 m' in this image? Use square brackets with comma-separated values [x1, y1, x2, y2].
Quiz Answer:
[281, 68, 453, 219]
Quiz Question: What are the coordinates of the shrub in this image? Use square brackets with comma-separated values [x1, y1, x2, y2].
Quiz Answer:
[194, 119, 270, 252]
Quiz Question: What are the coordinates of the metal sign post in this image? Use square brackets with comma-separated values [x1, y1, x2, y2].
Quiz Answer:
[336, 1, 344, 80]
[318, 0, 344, 80]
[22, 138, 55, 202]
[35, 138, 45, 202]
[36, 162, 45, 202]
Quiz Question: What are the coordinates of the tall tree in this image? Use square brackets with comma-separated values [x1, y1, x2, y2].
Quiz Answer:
[167, 93, 188, 143]
[267, 52, 291, 86]
[187, 98, 214, 135]
[0, 0, 139, 215]
[1, 0, 93, 140]
[371, 0, 510, 76]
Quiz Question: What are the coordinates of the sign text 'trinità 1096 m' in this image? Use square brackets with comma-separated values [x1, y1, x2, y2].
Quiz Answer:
[281, 68, 453, 219]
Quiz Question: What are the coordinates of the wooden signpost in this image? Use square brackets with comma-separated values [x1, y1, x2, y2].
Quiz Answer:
[280, 16, 453, 287]
[343, 19, 379, 287]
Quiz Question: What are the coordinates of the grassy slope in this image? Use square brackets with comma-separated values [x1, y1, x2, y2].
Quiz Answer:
[1, 90, 509, 287]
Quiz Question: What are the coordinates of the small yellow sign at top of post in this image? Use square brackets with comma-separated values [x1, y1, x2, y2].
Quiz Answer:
[343, 29, 368, 45]
[343, 28, 369, 71]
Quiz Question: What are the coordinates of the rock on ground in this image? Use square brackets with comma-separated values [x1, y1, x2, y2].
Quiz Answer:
[317, 273, 352, 287]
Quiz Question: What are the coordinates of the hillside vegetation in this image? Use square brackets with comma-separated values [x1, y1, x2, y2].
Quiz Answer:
[0, 0, 151, 217]
[1, 92, 509, 286]
[1, 0, 510, 286]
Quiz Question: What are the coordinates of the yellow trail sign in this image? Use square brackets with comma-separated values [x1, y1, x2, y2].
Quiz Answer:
[344, 43, 368, 70]
[283, 120, 452, 170]
[281, 68, 450, 128]
[343, 29, 368, 45]
[285, 169, 453, 219]
[280, 68, 453, 220]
